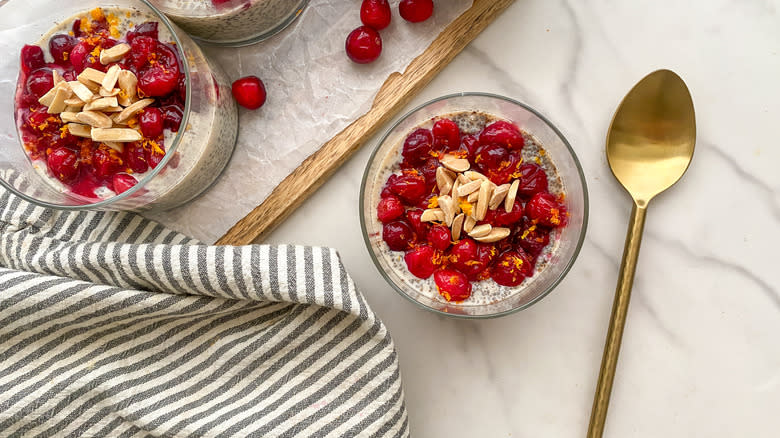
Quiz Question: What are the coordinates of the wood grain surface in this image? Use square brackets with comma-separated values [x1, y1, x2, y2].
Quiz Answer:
[216, 0, 514, 246]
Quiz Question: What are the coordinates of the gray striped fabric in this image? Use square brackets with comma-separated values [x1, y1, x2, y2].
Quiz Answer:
[0, 178, 408, 437]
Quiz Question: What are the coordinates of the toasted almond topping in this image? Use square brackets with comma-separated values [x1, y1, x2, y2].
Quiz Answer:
[456, 179, 481, 197]
[52, 70, 64, 85]
[103, 141, 124, 152]
[103, 106, 124, 113]
[100, 43, 131, 65]
[489, 184, 511, 210]
[421, 208, 445, 223]
[91, 127, 143, 142]
[450, 178, 460, 201]
[76, 110, 113, 128]
[47, 87, 70, 114]
[464, 170, 487, 181]
[451, 213, 464, 241]
[99, 87, 121, 97]
[435, 167, 455, 194]
[457, 174, 470, 185]
[117, 70, 138, 106]
[467, 191, 479, 203]
[83, 96, 119, 111]
[116, 98, 154, 123]
[67, 123, 92, 138]
[60, 111, 79, 123]
[64, 97, 85, 106]
[65, 105, 83, 112]
[78, 68, 106, 85]
[468, 224, 492, 238]
[101, 64, 121, 91]
[473, 227, 511, 243]
[38, 82, 69, 107]
[68, 81, 95, 102]
[505, 179, 520, 212]
[81, 80, 101, 93]
[437, 195, 456, 226]
[475, 179, 492, 220]
[441, 154, 470, 173]
[463, 216, 477, 233]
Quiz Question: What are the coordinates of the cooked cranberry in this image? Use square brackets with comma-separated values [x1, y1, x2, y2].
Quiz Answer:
[418, 157, 439, 190]
[46, 147, 79, 182]
[525, 192, 566, 227]
[480, 120, 524, 150]
[458, 243, 497, 281]
[487, 151, 522, 185]
[123, 142, 149, 173]
[211, 0, 231, 4]
[124, 36, 156, 72]
[26, 69, 54, 98]
[177, 73, 187, 103]
[517, 163, 548, 197]
[62, 69, 78, 81]
[382, 220, 416, 251]
[20, 45, 45, 75]
[401, 128, 433, 165]
[474, 143, 508, 171]
[145, 143, 166, 169]
[47, 35, 78, 66]
[160, 105, 183, 132]
[112, 173, 138, 194]
[461, 134, 480, 161]
[449, 238, 477, 266]
[493, 200, 524, 226]
[138, 63, 179, 97]
[427, 225, 451, 251]
[515, 219, 551, 257]
[399, 0, 434, 23]
[377, 195, 405, 223]
[127, 21, 159, 42]
[404, 245, 438, 279]
[71, 19, 83, 37]
[139, 108, 164, 138]
[69, 41, 92, 72]
[387, 171, 427, 203]
[345, 25, 382, 64]
[92, 147, 123, 180]
[432, 118, 460, 150]
[405, 208, 429, 237]
[491, 250, 533, 286]
[231, 76, 267, 110]
[434, 269, 471, 302]
[360, 0, 392, 30]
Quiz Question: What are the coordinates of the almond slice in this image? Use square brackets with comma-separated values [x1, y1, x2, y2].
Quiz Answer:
[467, 191, 479, 203]
[115, 98, 154, 123]
[435, 166, 455, 194]
[468, 224, 492, 238]
[64, 97, 85, 106]
[457, 174, 470, 185]
[78, 68, 106, 85]
[437, 195, 456, 226]
[67, 123, 92, 138]
[91, 127, 143, 142]
[83, 96, 119, 112]
[473, 227, 511, 243]
[505, 179, 520, 213]
[475, 179, 492, 221]
[38, 82, 69, 107]
[47, 86, 70, 114]
[100, 43, 131, 65]
[65, 105, 83, 113]
[60, 111, 79, 123]
[450, 177, 461, 200]
[103, 141, 124, 152]
[103, 106, 124, 113]
[52, 70, 64, 86]
[489, 184, 511, 210]
[440, 154, 470, 173]
[76, 110, 113, 128]
[456, 179, 481, 197]
[421, 208, 445, 223]
[68, 81, 95, 102]
[101, 64, 121, 91]
[464, 170, 487, 181]
[99, 87, 121, 97]
[451, 213, 464, 241]
[463, 216, 476, 233]
[117, 70, 138, 106]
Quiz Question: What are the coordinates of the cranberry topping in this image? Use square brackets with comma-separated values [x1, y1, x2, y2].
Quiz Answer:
[493, 200, 524, 226]
[231, 76, 267, 110]
[517, 163, 549, 197]
[491, 250, 532, 287]
[382, 220, 416, 251]
[139, 108, 164, 138]
[525, 192, 566, 227]
[47, 147, 80, 182]
[386, 170, 427, 203]
[432, 118, 460, 150]
[68, 41, 93, 72]
[404, 245, 439, 279]
[138, 43, 180, 97]
[427, 224, 451, 251]
[127, 21, 159, 42]
[377, 195, 405, 223]
[480, 120, 525, 150]
[20, 45, 45, 75]
[360, 0, 392, 31]
[399, 0, 434, 23]
[405, 208, 430, 238]
[49, 35, 79, 66]
[514, 219, 551, 258]
[92, 146, 123, 180]
[124, 142, 149, 174]
[345, 26, 382, 64]
[26, 68, 54, 98]
[434, 269, 471, 302]
[160, 105, 183, 132]
[401, 128, 433, 166]
[112, 173, 138, 194]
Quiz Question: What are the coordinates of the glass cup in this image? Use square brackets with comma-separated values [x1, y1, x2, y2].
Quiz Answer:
[0, 0, 238, 211]
[360, 93, 589, 318]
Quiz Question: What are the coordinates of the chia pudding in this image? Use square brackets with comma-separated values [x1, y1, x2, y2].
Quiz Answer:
[150, 0, 308, 45]
[14, 7, 237, 210]
[367, 111, 569, 306]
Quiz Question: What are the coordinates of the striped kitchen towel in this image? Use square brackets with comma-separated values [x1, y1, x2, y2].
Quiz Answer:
[0, 179, 408, 437]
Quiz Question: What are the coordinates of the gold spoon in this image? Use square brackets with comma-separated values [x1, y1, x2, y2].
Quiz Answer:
[587, 69, 696, 437]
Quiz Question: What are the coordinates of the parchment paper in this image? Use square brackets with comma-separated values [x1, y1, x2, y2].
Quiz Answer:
[145, 0, 472, 242]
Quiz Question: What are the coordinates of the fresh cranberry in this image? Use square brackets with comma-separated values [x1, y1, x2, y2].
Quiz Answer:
[479, 120, 524, 150]
[69, 41, 92, 72]
[401, 128, 433, 165]
[20, 45, 45, 75]
[432, 118, 460, 150]
[360, 0, 392, 30]
[404, 245, 438, 279]
[487, 151, 522, 185]
[517, 163, 549, 197]
[491, 250, 533, 286]
[139, 108, 164, 138]
[112, 174, 138, 194]
[231, 76, 267, 110]
[26, 68, 54, 98]
[525, 192, 566, 227]
[382, 220, 416, 251]
[427, 225, 451, 251]
[493, 200, 524, 226]
[345, 25, 382, 64]
[92, 147, 123, 180]
[145, 142, 166, 169]
[449, 238, 477, 266]
[48, 35, 79, 66]
[399, 0, 434, 23]
[515, 219, 551, 257]
[461, 134, 480, 161]
[127, 21, 159, 42]
[458, 243, 497, 281]
[405, 208, 429, 237]
[160, 105, 183, 132]
[138, 44, 180, 97]
[46, 147, 79, 182]
[474, 143, 508, 171]
[418, 157, 439, 190]
[387, 171, 427, 203]
[123, 142, 149, 173]
[434, 269, 472, 302]
[124, 36, 156, 73]
[377, 195, 405, 223]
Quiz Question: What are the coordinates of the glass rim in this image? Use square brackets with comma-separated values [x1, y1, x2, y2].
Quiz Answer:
[358, 92, 590, 319]
[1, 0, 192, 210]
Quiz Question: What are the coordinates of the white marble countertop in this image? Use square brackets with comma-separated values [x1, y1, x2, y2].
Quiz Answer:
[212, 1, 780, 436]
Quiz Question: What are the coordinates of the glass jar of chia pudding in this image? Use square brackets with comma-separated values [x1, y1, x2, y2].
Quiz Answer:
[149, 0, 308, 46]
[0, 0, 238, 211]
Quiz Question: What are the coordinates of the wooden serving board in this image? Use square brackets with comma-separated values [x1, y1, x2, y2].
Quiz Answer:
[216, 0, 514, 246]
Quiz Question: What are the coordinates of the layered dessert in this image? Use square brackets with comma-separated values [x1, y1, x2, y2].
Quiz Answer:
[14, 7, 237, 209]
[150, 0, 307, 45]
[370, 112, 568, 304]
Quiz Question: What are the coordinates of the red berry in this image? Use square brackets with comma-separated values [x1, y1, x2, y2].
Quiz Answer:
[493, 199, 524, 226]
[20, 45, 45, 75]
[405, 208, 429, 237]
[124, 36, 156, 72]
[382, 220, 416, 251]
[26, 68, 54, 98]
[449, 238, 477, 266]
[404, 245, 438, 279]
[458, 243, 497, 281]
[486, 151, 521, 185]
[479, 120, 524, 150]
[112, 173, 138, 194]
[123, 142, 149, 174]
[48, 35, 78, 66]
[401, 128, 433, 165]
[360, 0, 392, 30]
[517, 163, 549, 197]
[145, 143, 166, 169]
[387, 171, 427, 203]
[399, 0, 434, 23]
[474, 143, 508, 172]
[491, 250, 533, 287]
[434, 269, 472, 302]
[427, 224, 451, 251]
[515, 219, 551, 257]
[211, 0, 231, 4]
[138, 55, 179, 97]
[525, 192, 566, 227]
[345, 25, 382, 64]
[461, 134, 479, 161]
[417, 157, 439, 190]
[127, 21, 159, 42]
[231, 76, 267, 109]
[47, 147, 79, 182]
[160, 104, 183, 132]
[69, 41, 92, 72]
[92, 147, 122, 180]
[139, 107, 164, 138]
[432, 118, 460, 150]
[377, 195, 405, 223]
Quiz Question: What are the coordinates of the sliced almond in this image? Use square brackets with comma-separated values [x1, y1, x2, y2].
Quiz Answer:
[467, 191, 479, 203]
[100, 43, 131, 65]
[437, 195, 456, 226]
[64, 97, 85, 107]
[83, 96, 119, 112]
[420, 208, 445, 223]
[115, 98, 154, 123]
[463, 216, 477, 233]
[435, 167, 455, 194]
[99, 87, 121, 97]
[60, 111, 79, 123]
[103, 106, 124, 113]
[78, 68, 106, 86]
[473, 227, 511, 243]
[489, 184, 511, 210]
[65, 105, 83, 112]
[47, 86, 70, 114]
[68, 81, 95, 102]
[103, 141, 124, 152]
[76, 110, 113, 128]
[468, 224, 492, 238]
[38, 82, 68, 107]
[440, 154, 470, 173]
[457, 174, 470, 185]
[117, 70, 138, 106]
[505, 179, 520, 213]
[451, 213, 464, 241]
[475, 179, 492, 221]
[91, 127, 143, 142]
[52, 70, 64, 86]
[67, 123, 92, 138]
[464, 170, 488, 181]
[456, 179, 481, 197]
[101, 64, 121, 91]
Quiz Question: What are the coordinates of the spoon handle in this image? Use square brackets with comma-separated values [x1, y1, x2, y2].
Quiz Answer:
[587, 202, 648, 438]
